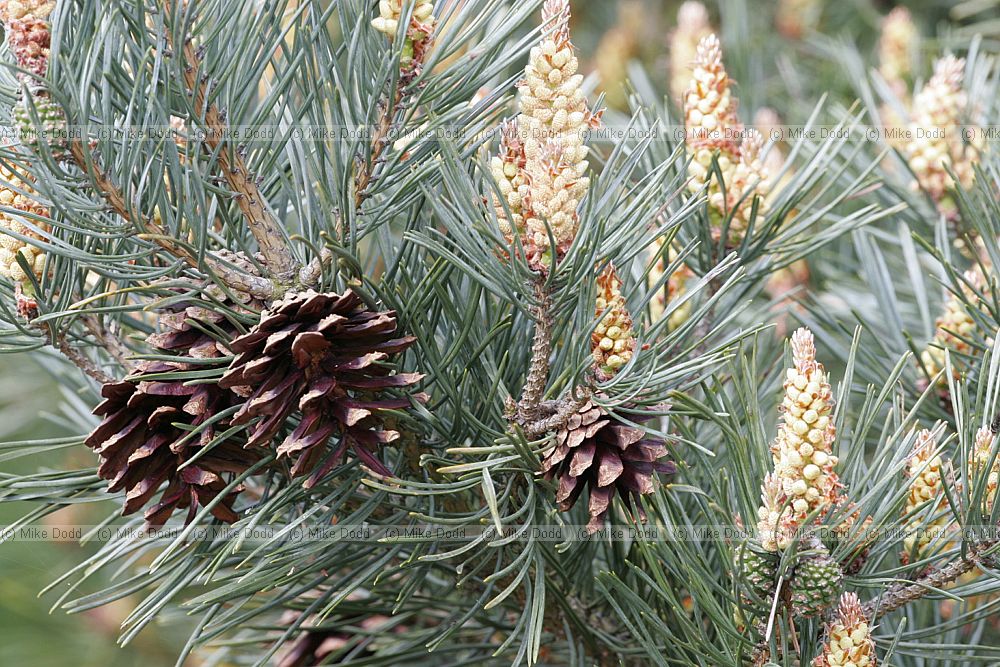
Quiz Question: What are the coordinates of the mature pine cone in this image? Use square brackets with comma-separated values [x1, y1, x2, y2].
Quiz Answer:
[541, 398, 674, 534]
[789, 545, 843, 618]
[85, 303, 258, 526]
[220, 289, 424, 487]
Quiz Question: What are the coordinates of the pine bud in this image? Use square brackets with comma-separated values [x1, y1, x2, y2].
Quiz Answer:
[969, 427, 999, 515]
[14, 91, 67, 154]
[592, 264, 636, 379]
[668, 2, 712, 104]
[905, 55, 982, 218]
[920, 268, 985, 386]
[0, 163, 48, 283]
[813, 592, 877, 667]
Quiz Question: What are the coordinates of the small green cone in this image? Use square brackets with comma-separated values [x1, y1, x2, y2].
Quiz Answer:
[735, 539, 778, 619]
[15, 92, 67, 155]
[789, 545, 842, 617]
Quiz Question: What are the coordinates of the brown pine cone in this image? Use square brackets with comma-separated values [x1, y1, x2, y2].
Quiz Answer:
[220, 289, 424, 487]
[541, 399, 675, 533]
[85, 304, 258, 525]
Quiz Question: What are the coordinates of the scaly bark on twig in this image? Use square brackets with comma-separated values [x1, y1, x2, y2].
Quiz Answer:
[167, 31, 300, 282]
[70, 139, 276, 299]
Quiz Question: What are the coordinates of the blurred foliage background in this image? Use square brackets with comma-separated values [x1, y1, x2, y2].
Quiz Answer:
[0, 0, 998, 664]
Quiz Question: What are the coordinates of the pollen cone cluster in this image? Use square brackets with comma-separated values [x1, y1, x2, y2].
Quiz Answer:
[776, 0, 821, 39]
[0, 163, 49, 283]
[969, 426, 999, 515]
[490, 120, 528, 245]
[219, 290, 424, 488]
[85, 305, 258, 526]
[901, 428, 947, 561]
[757, 328, 841, 551]
[591, 265, 636, 379]
[684, 35, 770, 244]
[0, 0, 54, 81]
[497, 0, 598, 272]
[595, 1, 642, 110]
[920, 268, 986, 387]
[905, 55, 982, 218]
[878, 7, 917, 96]
[370, 0, 436, 73]
[668, 1, 712, 104]
[812, 592, 877, 667]
[541, 398, 674, 533]
[646, 239, 694, 329]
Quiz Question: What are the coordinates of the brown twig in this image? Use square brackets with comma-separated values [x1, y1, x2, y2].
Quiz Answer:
[354, 86, 405, 212]
[169, 34, 300, 282]
[54, 331, 115, 384]
[70, 139, 277, 299]
[81, 315, 130, 369]
[862, 545, 989, 619]
[516, 277, 553, 424]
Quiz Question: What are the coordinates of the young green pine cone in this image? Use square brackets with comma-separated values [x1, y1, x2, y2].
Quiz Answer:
[668, 1, 712, 104]
[0, 163, 48, 283]
[901, 428, 947, 561]
[734, 539, 778, 619]
[813, 592, 877, 667]
[592, 264, 636, 379]
[14, 92, 67, 154]
[920, 268, 985, 386]
[790, 544, 843, 617]
[969, 426, 999, 515]
[905, 55, 982, 219]
[771, 328, 841, 517]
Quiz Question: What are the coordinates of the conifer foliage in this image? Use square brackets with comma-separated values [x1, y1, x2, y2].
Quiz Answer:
[0, 1, 998, 665]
